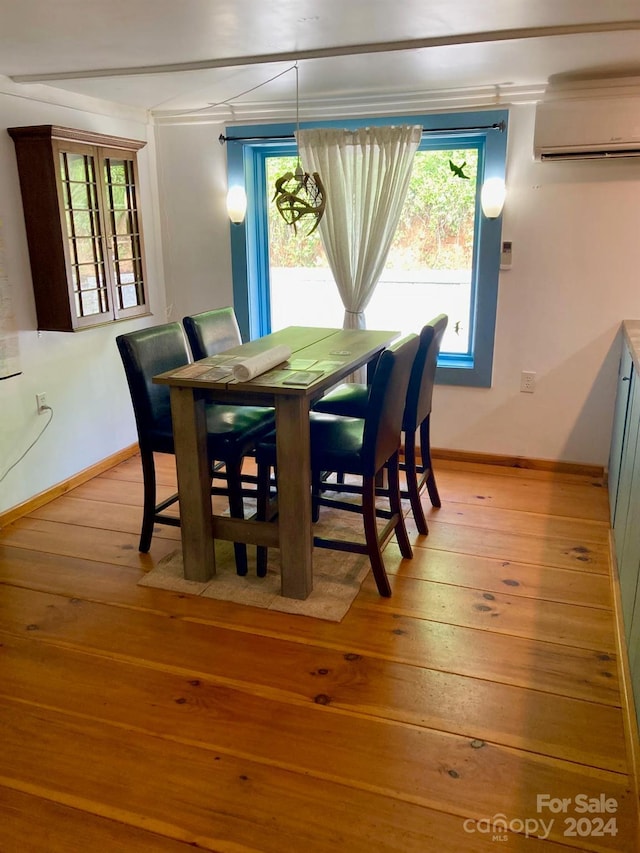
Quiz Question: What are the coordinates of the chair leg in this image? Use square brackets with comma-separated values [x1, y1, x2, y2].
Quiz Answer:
[226, 458, 248, 576]
[420, 417, 441, 508]
[388, 453, 413, 559]
[312, 468, 323, 522]
[255, 457, 271, 577]
[139, 448, 157, 553]
[403, 429, 429, 535]
[362, 474, 392, 597]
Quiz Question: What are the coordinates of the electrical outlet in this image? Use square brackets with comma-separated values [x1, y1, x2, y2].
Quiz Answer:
[36, 392, 48, 414]
[520, 371, 536, 394]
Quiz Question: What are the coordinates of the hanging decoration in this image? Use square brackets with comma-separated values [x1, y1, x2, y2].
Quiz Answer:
[449, 159, 470, 179]
[272, 63, 326, 235]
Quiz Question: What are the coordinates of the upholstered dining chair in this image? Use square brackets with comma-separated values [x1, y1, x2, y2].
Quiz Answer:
[313, 314, 448, 534]
[116, 322, 275, 574]
[182, 305, 274, 496]
[255, 334, 420, 596]
[182, 306, 242, 361]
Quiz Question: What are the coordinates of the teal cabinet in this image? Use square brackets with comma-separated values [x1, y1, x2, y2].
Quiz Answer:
[609, 343, 633, 527]
[609, 327, 640, 727]
[616, 375, 640, 634]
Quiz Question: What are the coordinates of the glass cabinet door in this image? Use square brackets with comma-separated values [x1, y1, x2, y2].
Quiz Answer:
[59, 148, 111, 324]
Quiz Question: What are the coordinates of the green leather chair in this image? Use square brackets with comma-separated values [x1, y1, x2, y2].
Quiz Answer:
[116, 322, 274, 574]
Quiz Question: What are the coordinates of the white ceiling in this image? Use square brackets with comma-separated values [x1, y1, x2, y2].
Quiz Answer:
[2, 0, 640, 119]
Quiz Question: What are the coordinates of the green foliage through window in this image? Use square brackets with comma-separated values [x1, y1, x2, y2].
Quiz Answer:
[266, 148, 478, 271]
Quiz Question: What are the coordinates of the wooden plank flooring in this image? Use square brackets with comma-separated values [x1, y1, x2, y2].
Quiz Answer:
[1, 455, 639, 851]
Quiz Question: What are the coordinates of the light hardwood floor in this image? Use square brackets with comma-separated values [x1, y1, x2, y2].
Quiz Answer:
[0, 454, 639, 852]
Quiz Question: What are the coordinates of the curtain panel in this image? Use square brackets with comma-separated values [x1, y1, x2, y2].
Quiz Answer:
[297, 125, 422, 334]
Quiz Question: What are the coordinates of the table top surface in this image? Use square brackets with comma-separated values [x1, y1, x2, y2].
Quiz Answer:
[154, 326, 399, 397]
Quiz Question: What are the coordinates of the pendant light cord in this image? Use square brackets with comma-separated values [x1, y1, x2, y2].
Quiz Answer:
[294, 62, 302, 175]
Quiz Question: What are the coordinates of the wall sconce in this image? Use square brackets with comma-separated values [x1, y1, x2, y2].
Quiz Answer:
[481, 177, 506, 219]
[226, 185, 247, 225]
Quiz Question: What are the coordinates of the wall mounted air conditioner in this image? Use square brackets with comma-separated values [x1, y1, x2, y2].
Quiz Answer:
[534, 96, 640, 161]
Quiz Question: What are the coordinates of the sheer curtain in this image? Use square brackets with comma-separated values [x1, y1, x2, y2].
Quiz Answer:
[297, 125, 422, 333]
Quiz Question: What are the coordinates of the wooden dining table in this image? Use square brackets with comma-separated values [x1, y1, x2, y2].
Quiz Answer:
[153, 325, 398, 599]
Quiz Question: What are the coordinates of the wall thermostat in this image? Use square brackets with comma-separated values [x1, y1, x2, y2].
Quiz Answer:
[501, 240, 513, 269]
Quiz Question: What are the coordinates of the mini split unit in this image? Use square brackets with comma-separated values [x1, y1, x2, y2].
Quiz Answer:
[534, 94, 640, 161]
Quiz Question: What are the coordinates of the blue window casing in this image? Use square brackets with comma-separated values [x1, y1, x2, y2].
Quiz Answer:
[226, 109, 508, 387]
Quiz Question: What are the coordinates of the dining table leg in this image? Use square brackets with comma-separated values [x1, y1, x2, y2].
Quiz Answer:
[275, 394, 313, 599]
[169, 386, 216, 582]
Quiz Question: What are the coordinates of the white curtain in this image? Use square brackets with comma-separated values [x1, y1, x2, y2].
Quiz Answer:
[297, 125, 422, 332]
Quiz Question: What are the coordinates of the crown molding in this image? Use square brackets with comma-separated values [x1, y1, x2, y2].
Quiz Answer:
[153, 83, 545, 126]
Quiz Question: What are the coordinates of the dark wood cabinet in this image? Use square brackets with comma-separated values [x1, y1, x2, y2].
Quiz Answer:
[8, 125, 150, 331]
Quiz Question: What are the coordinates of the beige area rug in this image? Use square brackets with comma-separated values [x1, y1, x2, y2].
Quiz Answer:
[138, 500, 380, 622]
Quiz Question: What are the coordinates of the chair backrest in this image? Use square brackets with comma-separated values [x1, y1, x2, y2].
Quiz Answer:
[403, 314, 448, 432]
[183, 307, 242, 361]
[362, 334, 420, 476]
[116, 322, 190, 451]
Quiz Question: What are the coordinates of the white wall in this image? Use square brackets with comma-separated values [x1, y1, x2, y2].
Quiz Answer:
[155, 103, 640, 468]
[0, 83, 166, 514]
[155, 123, 236, 322]
[436, 103, 637, 466]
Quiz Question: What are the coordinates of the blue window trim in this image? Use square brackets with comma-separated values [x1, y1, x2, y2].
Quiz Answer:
[226, 108, 508, 387]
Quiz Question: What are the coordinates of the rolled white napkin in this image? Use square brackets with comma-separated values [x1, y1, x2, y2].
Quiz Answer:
[232, 344, 292, 381]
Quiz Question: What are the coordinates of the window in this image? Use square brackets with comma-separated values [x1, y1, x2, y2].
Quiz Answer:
[226, 109, 508, 387]
[9, 125, 149, 332]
